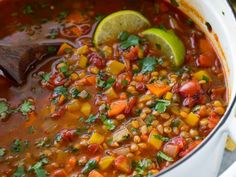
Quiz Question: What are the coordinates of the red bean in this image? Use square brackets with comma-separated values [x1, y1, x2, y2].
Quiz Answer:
[179, 80, 201, 97]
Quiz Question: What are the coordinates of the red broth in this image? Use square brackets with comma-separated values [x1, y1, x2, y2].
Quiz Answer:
[0, 0, 227, 176]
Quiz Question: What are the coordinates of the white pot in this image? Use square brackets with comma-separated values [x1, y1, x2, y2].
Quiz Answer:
[157, 0, 236, 177]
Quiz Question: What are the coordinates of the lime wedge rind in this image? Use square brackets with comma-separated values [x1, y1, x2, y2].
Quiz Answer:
[142, 28, 185, 67]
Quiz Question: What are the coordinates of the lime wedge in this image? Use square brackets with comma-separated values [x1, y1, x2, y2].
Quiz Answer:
[94, 10, 150, 47]
[142, 28, 185, 67]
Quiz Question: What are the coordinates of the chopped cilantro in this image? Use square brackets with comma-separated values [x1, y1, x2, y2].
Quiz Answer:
[59, 63, 70, 77]
[85, 114, 97, 124]
[202, 75, 209, 83]
[100, 114, 116, 131]
[23, 4, 34, 15]
[120, 34, 141, 50]
[0, 101, 11, 120]
[41, 73, 50, 82]
[53, 86, 68, 98]
[47, 46, 57, 54]
[192, 105, 201, 113]
[13, 165, 25, 177]
[35, 138, 51, 148]
[141, 57, 158, 74]
[155, 99, 171, 113]
[95, 14, 105, 22]
[154, 134, 170, 142]
[145, 115, 155, 126]
[57, 11, 68, 21]
[48, 28, 58, 39]
[107, 137, 113, 145]
[170, 0, 179, 7]
[81, 159, 97, 174]
[76, 127, 88, 135]
[0, 147, 5, 157]
[104, 78, 115, 89]
[55, 134, 62, 142]
[157, 151, 174, 162]
[10, 139, 23, 153]
[29, 157, 48, 177]
[97, 72, 115, 89]
[28, 126, 35, 134]
[135, 159, 152, 175]
[171, 119, 181, 128]
[121, 80, 128, 87]
[118, 31, 129, 41]
[71, 88, 80, 98]
[19, 100, 34, 115]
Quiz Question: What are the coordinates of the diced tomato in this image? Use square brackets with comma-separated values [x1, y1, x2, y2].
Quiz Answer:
[108, 100, 128, 117]
[208, 113, 220, 129]
[114, 155, 131, 174]
[163, 144, 179, 158]
[57, 129, 77, 142]
[124, 97, 137, 115]
[197, 51, 216, 68]
[179, 140, 202, 157]
[179, 80, 201, 97]
[88, 52, 106, 69]
[124, 46, 139, 61]
[211, 87, 225, 100]
[169, 136, 186, 150]
[88, 144, 100, 155]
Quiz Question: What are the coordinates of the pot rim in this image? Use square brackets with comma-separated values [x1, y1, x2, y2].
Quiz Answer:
[155, 0, 236, 176]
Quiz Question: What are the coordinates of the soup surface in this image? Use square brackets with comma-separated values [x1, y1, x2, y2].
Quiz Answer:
[0, 0, 227, 177]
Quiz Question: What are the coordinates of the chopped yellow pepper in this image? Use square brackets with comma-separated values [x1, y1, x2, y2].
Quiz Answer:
[66, 99, 81, 113]
[99, 156, 115, 170]
[106, 60, 125, 75]
[77, 55, 88, 69]
[164, 92, 173, 100]
[104, 87, 118, 100]
[80, 102, 91, 116]
[193, 70, 212, 81]
[89, 132, 105, 144]
[148, 130, 163, 150]
[185, 112, 200, 127]
[75, 45, 89, 55]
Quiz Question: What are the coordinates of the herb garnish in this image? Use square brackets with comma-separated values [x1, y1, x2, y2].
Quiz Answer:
[157, 151, 174, 162]
[81, 159, 98, 174]
[155, 99, 171, 113]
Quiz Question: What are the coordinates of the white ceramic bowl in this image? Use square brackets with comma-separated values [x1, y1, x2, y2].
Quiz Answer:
[156, 0, 236, 177]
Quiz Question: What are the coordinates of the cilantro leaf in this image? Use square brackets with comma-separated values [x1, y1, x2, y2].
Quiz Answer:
[53, 86, 68, 97]
[70, 88, 80, 98]
[0, 147, 6, 157]
[100, 114, 116, 131]
[155, 99, 171, 113]
[118, 31, 129, 41]
[157, 151, 174, 162]
[10, 139, 23, 153]
[95, 14, 105, 22]
[0, 101, 11, 119]
[41, 73, 50, 82]
[145, 115, 155, 126]
[47, 46, 57, 54]
[23, 4, 34, 15]
[141, 57, 158, 74]
[85, 115, 97, 124]
[135, 159, 152, 175]
[29, 157, 48, 177]
[19, 100, 34, 115]
[13, 165, 25, 177]
[120, 34, 141, 50]
[104, 78, 115, 89]
[57, 11, 68, 21]
[81, 159, 97, 174]
[170, 0, 179, 7]
[153, 134, 170, 142]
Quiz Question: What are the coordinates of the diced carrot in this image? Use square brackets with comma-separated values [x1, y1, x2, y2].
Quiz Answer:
[141, 134, 148, 142]
[88, 170, 104, 177]
[197, 51, 216, 67]
[146, 83, 170, 98]
[57, 43, 73, 56]
[25, 112, 36, 127]
[119, 92, 128, 100]
[65, 156, 77, 172]
[124, 46, 139, 61]
[208, 113, 220, 129]
[114, 155, 131, 174]
[199, 39, 214, 53]
[86, 75, 96, 85]
[108, 100, 128, 117]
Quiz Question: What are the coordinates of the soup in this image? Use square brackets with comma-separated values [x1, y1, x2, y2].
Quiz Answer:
[0, 0, 227, 176]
